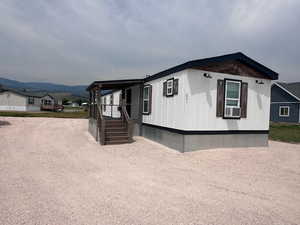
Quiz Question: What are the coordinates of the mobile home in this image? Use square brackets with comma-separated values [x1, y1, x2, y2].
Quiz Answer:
[87, 52, 278, 152]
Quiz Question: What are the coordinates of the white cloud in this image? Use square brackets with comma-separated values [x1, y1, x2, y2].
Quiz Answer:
[0, 0, 299, 84]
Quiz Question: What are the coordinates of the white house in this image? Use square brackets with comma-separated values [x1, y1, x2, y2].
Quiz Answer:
[87, 52, 279, 152]
[0, 87, 63, 112]
[0, 88, 44, 112]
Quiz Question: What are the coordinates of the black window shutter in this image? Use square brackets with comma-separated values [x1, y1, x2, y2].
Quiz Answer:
[148, 85, 152, 114]
[240, 82, 248, 118]
[173, 79, 179, 95]
[163, 81, 167, 96]
[216, 79, 225, 117]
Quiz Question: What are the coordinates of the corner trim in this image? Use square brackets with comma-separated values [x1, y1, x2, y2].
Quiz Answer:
[142, 123, 269, 135]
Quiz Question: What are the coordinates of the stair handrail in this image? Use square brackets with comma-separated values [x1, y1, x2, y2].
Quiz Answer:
[121, 101, 134, 142]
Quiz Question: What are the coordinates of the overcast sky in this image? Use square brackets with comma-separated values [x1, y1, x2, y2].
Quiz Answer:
[0, 0, 299, 85]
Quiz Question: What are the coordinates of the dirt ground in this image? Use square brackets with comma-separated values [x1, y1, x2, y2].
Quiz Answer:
[0, 117, 299, 225]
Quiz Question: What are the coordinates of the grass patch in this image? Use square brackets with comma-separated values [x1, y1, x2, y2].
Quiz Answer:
[0, 111, 88, 119]
[269, 123, 300, 143]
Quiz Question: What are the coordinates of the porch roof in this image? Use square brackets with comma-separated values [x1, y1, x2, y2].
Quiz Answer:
[87, 79, 143, 91]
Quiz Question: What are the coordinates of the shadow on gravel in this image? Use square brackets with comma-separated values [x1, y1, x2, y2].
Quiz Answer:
[0, 121, 11, 127]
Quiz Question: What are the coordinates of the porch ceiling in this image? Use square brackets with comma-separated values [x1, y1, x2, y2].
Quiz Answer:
[87, 79, 143, 91]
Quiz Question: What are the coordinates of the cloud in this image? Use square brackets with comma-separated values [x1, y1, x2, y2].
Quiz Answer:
[0, 0, 299, 84]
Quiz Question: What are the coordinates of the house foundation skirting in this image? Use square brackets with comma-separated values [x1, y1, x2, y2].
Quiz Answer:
[141, 123, 269, 152]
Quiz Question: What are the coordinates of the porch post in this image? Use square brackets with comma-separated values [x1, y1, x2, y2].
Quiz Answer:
[89, 90, 92, 118]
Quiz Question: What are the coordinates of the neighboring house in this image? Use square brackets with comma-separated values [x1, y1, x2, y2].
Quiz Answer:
[40, 94, 64, 111]
[87, 52, 278, 152]
[0, 86, 64, 112]
[0, 87, 45, 112]
[270, 82, 300, 123]
[47, 93, 63, 105]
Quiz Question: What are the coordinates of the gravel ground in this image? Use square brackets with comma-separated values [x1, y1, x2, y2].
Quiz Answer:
[0, 117, 299, 225]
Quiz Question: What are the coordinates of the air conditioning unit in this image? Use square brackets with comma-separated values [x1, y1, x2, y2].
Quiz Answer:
[225, 107, 241, 118]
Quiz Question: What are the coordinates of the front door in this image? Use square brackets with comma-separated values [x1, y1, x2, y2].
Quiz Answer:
[125, 88, 132, 117]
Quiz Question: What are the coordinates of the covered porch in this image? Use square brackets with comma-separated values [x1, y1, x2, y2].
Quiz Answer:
[87, 79, 144, 145]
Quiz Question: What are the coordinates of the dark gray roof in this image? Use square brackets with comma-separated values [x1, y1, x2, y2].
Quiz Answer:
[87, 52, 279, 91]
[0, 86, 47, 98]
[145, 52, 279, 82]
[277, 82, 300, 99]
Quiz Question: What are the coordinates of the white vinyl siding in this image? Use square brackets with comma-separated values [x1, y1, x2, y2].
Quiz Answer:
[143, 69, 271, 131]
[0, 91, 40, 112]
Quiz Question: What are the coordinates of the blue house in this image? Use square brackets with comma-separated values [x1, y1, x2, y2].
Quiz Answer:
[270, 82, 300, 123]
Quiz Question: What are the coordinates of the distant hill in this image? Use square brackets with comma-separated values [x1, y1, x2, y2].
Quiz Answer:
[0, 77, 88, 97]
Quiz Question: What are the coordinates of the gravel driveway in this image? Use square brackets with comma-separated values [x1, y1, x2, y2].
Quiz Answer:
[0, 117, 299, 225]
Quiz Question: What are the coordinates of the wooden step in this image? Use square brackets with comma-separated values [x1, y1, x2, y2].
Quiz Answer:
[105, 122, 123, 125]
[105, 135, 129, 142]
[106, 124, 125, 128]
[106, 127, 127, 132]
[105, 139, 131, 145]
[105, 119, 123, 123]
[105, 131, 129, 136]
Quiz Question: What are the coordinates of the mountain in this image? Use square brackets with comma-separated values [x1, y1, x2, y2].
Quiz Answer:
[0, 77, 88, 97]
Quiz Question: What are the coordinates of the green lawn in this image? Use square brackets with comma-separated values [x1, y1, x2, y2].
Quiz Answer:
[269, 123, 300, 143]
[0, 111, 88, 119]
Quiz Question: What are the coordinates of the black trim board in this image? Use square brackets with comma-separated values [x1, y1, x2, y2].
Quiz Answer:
[142, 123, 269, 135]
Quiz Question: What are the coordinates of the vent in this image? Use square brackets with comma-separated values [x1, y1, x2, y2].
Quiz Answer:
[225, 107, 241, 118]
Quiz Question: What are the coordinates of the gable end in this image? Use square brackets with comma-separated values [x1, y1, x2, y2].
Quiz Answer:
[271, 84, 300, 102]
[194, 60, 268, 79]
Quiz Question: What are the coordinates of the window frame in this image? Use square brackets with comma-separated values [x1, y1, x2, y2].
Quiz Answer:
[143, 85, 151, 114]
[279, 106, 290, 117]
[166, 78, 174, 97]
[223, 79, 242, 119]
[28, 96, 35, 105]
[42, 99, 52, 105]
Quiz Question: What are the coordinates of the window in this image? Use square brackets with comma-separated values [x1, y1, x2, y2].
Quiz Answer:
[224, 80, 241, 118]
[279, 106, 289, 117]
[28, 97, 35, 105]
[143, 86, 150, 114]
[163, 78, 179, 97]
[42, 99, 52, 105]
[166, 79, 174, 96]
